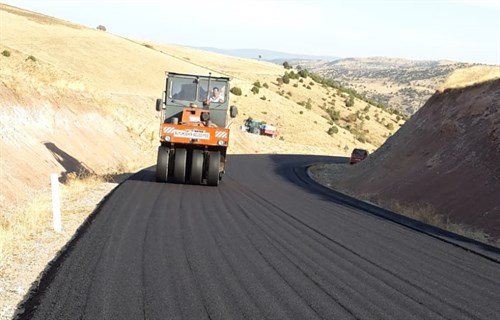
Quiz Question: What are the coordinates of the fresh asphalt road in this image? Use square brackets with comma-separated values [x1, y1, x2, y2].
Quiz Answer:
[17, 154, 500, 320]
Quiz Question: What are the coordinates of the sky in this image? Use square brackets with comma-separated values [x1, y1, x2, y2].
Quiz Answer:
[2, 0, 500, 64]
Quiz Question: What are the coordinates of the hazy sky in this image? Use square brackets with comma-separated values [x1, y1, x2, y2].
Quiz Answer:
[2, 0, 500, 64]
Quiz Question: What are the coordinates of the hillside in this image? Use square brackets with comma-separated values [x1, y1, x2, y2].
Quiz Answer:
[311, 78, 500, 240]
[0, 3, 401, 215]
[294, 57, 492, 115]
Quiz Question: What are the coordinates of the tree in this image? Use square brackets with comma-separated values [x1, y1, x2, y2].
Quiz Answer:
[327, 108, 340, 122]
[230, 87, 242, 96]
[282, 74, 290, 84]
[283, 61, 291, 69]
[305, 99, 312, 110]
[96, 25, 107, 31]
[345, 95, 354, 107]
[328, 126, 339, 135]
[298, 69, 309, 78]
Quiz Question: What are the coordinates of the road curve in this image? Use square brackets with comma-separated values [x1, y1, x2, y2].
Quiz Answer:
[16, 154, 500, 320]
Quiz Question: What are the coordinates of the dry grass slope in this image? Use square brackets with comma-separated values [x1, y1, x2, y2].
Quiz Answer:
[440, 65, 500, 90]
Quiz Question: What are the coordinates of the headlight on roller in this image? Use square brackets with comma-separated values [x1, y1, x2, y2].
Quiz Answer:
[218, 140, 226, 146]
[164, 136, 171, 142]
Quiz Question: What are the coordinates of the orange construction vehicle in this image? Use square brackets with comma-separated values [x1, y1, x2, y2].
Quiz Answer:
[155, 72, 237, 186]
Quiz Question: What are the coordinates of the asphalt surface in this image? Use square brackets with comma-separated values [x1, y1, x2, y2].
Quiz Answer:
[16, 154, 500, 320]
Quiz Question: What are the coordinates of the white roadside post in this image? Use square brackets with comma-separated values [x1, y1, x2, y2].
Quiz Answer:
[51, 173, 62, 232]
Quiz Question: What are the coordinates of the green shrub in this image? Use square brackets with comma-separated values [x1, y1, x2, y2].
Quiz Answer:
[365, 115, 371, 120]
[356, 111, 362, 120]
[293, 83, 298, 88]
[26, 55, 37, 62]
[143, 43, 154, 49]
[260, 95, 266, 100]
[346, 113, 358, 122]
[298, 69, 309, 78]
[263, 82, 269, 89]
[386, 123, 395, 130]
[305, 99, 312, 110]
[230, 87, 242, 96]
[345, 95, 354, 107]
[327, 108, 340, 122]
[327, 126, 339, 135]
[253, 80, 262, 88]
[1, 50, 11, 57]
[251, 86, 260, 94]
[282, 74, 290, 84]
[283, 61, 291, 69]
[310, 73, 323, 83]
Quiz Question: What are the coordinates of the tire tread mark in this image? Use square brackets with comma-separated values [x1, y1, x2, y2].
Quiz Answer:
[244, 186, 481, 320]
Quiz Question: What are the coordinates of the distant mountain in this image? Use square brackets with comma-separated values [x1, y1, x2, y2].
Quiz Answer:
[193, 47, 482, 116]
[192, 47, 339, 63]
[296, 57, 474, 115]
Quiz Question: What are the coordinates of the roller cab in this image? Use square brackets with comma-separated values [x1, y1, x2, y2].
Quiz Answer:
[155, 72, 237, 186]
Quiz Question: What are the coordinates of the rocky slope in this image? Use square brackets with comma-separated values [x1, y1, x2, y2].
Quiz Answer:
[316, 78, 500, 238]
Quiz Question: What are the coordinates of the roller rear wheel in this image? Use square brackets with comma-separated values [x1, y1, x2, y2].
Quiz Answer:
[190, 150, 204, 185]
[173, 148, 187, 183]
[156, 146, 169, 182]
[207, 151, 221, 186]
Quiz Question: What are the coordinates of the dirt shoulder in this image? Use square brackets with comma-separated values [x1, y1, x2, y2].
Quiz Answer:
[0, 177, 120, 319]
